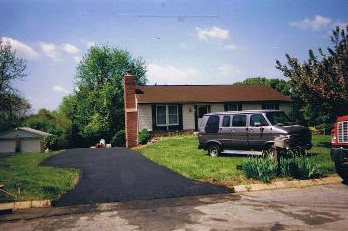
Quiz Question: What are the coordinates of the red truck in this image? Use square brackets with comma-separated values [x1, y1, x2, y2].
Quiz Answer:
[331, 115, 348, 182]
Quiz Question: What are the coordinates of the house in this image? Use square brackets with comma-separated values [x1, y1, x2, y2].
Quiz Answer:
[123, 74, 291, 148]
[0, 127, 51, 154]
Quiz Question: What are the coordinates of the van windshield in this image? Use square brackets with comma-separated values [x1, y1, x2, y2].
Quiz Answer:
[265, 111, 294, 126]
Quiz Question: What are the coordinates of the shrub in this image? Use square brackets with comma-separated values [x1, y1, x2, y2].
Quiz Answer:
[112, 130, 125, 147]
[44, 135, 66, 151]
[138, 129, 151, 145]
[243, 157, 277, 183]
[280, 156, 322, 179]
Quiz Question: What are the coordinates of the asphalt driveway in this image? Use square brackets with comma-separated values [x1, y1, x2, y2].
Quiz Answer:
[42, 148, 230, 206]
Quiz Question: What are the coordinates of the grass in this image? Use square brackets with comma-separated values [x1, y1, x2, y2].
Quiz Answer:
[135, 135, 250, 186]
[136, 134, 335, 186]
[0, 152, 79, 202]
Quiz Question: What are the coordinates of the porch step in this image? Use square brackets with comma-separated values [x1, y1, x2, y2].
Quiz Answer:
[222, 149, 263, 156]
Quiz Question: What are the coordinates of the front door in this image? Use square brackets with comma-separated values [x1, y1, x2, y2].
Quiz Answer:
[195, 105, 210, 130]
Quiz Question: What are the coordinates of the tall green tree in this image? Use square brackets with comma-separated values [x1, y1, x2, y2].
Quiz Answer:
[234, 77, 291, 96]
[0, 41, 30, 132]
[276, 26, 348, 126]
[73, 45, 147, 145]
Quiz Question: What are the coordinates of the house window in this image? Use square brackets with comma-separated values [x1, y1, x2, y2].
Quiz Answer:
[156, 105, 179, 126]
[225, 103, 242, 111]
[262, 103, 279, 110]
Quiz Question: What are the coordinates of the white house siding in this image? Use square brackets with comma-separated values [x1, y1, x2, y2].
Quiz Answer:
[242, 103, 262, 110]
[21, 139, 41, 153]
[138, 104, 153, 132]
[210, 104, 224, 112]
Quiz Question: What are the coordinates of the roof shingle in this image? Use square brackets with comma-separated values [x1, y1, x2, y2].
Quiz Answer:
[135, 85, 291, 104]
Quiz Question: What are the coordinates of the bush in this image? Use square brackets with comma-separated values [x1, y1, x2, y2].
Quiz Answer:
[243, 157, 277, 183]
[44, 135, 66, 151]
[138, 129, 151, 145]
[112, 130, 125, 147]
[280, 156, 322, 179]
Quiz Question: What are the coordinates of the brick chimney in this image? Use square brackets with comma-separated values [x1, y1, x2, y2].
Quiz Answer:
[124, 73, 138, 148]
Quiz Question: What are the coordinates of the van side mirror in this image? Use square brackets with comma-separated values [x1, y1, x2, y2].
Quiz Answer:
[254, 122, 262, 127]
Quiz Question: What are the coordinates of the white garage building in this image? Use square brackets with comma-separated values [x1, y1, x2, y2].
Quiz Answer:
[0, 127, 51, 154]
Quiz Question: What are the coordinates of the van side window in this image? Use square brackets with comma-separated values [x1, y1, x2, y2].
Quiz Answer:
[232, 115, 246, 127]
[205, 115, 220, 133]
[222, 115, 231, 127]
[250, 114, 269, 126]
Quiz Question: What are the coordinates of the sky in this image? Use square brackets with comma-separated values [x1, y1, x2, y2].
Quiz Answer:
[1, 0, 347, 112]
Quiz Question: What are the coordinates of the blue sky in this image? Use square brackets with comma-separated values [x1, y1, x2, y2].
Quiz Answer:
[1, 0, 347, 112]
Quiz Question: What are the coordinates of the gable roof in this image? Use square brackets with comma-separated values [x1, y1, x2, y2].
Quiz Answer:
[0, 127, 51, 139]
[135, 85, 291, 104]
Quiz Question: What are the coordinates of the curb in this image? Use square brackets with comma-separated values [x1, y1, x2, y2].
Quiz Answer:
[232, 176, 342, 193]
[0, 200, 51, 211]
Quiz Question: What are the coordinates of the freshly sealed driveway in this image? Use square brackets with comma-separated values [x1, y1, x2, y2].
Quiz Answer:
[42, 148, 230, 206]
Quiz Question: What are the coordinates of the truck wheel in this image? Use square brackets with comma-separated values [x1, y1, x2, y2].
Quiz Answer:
[208, 143, 221, 157]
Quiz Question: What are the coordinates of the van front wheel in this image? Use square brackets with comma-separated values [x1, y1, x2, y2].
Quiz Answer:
[208, 143, 221, 157]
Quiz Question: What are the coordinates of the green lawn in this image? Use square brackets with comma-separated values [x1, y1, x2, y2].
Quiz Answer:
[136, 135, 335, 186]
[0, 152, 79, 202]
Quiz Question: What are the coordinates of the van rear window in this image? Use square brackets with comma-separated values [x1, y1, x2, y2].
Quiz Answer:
[205, 116, 220, 133]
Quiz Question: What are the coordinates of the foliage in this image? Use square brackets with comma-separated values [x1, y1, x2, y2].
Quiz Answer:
[138, 128, 150, 145]
[0, 152, 79, 202]
[243, 157, 277, 183]
[72, 45, 147, 146]
[0, 41, 30, 132]
[276, 26, 348, 126]
[23, 108, 65, 136]
[112, 130, 125, 147]
[44, 135, 66, 151]
[234, 77, 291, 96]
[280, 156, 322, 179]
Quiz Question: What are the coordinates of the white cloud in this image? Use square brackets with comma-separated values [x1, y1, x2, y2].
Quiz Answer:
[73, 56, 82, 63]
[61, 43, 80, 55]
[1, 37, 39, 60]
[52, 85, 69, 94]
[224, 43, 240, 51]
[290, 15, 332, 31]
[86, 41, 96, 48]
[147, 64, 200, 84]
[40, 42, 60, 61]
[196, 26, 229, 40]
[218, 64, 242, 77]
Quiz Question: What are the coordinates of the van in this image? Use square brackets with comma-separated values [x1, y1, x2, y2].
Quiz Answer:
[198, 110, 312, 156]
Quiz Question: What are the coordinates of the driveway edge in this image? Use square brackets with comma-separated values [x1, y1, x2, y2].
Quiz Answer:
[0, 200, 51, 211]
[232, 176, 342, 192]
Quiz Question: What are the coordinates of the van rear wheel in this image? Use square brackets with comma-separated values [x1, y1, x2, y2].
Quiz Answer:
[208, 143, 221, 157]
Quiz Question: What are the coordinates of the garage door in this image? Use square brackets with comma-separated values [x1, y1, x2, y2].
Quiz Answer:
[0, 140, 16, 153]
[21, 139, 41, 153]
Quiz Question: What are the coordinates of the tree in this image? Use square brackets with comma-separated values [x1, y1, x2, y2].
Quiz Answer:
[73, 45, 147, 145]
[0, 41, 30, 132]
[276, 26, 348, 126]
[23, 108, 64, 136]
[234, 77, 291, 97]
